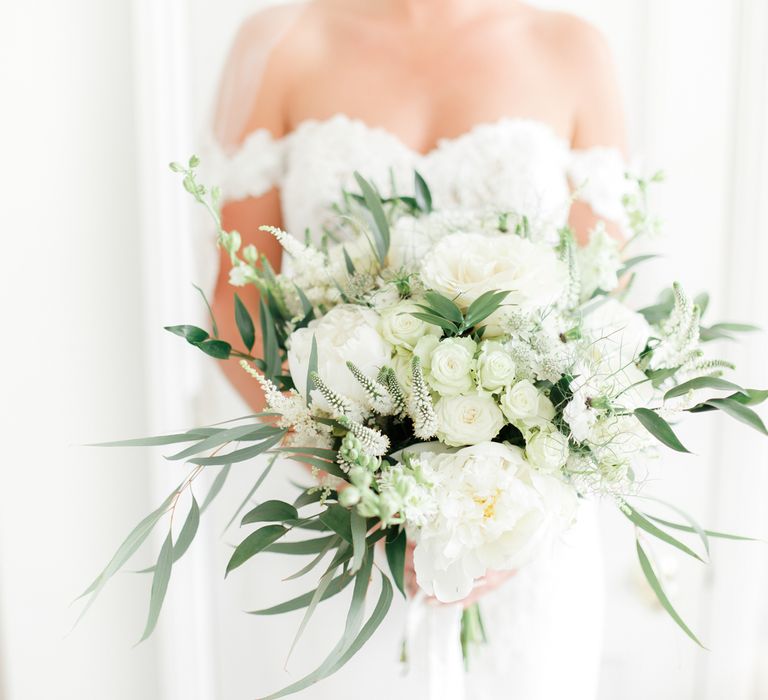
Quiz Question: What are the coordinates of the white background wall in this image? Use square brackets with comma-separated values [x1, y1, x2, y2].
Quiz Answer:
[1, 1, 767, 699]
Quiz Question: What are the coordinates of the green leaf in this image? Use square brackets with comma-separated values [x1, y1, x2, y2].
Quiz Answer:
[635, 539, 705, 647]
[705, 397, 768, 435]
[287, 455, 347, 479]
[226, 524, 287, 575]
[259, 296, 281, 380]
[664, 377, 743, 401]
[463, 290, 509, 329]
[90, 429, 214, 448]
[342, 247, 356, 275]
[305, 335, 318, 407]
[618, 254, 658, 276]
[422, 291, 464, 324]
[645, 515, 758, 543]
[234, 293, 256, 352]
[75, 488, 177, 623]
[350, 510, 367, 573]
[190, 431, 285, 465]
[266, 535, 338, 555]
[294, 489, 324, 509]
[138, 530, 174, 642]
[414, 171, 433, 213]
[248, 570, 355, 615]
[622, 503, 706, 562]
[193, 283, 219, 338]
[319, 505, 353, 543]
[410, 311, 459, 334]
[164, 325, 209, 345]
[634, 408, 691, 453]
[241, 500, 299, 525]
[198, 339, 232, 359]
[224, 454, 277, 531]
[166, 423, 278, 461]
[201, 464, 231, 513]
[385, 528, 406, 597]
[284, 536, 340, 581]
[354, 172, 390, 264]
[136, 496, 201, 573]
[694, 292, 710, 317]
[736, 388, 768, 406]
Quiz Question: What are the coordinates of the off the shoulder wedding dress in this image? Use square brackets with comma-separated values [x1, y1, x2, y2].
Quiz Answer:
[203, 7, 627, 699]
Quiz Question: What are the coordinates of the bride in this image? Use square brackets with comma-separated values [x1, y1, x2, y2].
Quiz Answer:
[207, 1, 627, 697]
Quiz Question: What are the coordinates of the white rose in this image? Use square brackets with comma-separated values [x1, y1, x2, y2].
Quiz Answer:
[287, 305, 392, 411]
[582, 298, 650, 368]
[428, 337, 477, 396]
[379, 301, 441, 350]
[500, 380, 555, 429]
[409, 441, 578, 602]
[434, 394, 504, 446]
[476, 341, 516, 392]
[420, 232, 567, 311]
[526, 429, 570, 472]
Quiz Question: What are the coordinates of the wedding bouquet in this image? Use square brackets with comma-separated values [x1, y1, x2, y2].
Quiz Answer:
[80, 158, 766, 698]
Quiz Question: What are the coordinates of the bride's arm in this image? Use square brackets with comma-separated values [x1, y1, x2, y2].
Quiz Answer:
[560, 15, 628, 245]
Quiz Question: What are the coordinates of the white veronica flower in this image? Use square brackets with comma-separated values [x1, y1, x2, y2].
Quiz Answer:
[287, 305, 391, 412]
[408, 442, 578, 602]
[420, 232, 567, 311]
[434, 394, 504, 446]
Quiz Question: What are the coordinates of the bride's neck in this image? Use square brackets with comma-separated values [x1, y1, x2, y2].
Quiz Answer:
[370, 0, 514, 23]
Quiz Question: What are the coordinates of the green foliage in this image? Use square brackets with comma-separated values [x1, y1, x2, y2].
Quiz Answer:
[354, 172, 390, 264]
[414, 171, 433, 213]
[226, 524, 288, 576]
[634, 407, 691, 453]
[385, 528, 407, 597]
[412, 289, 508, 337]
[139, 531, 174, 643]
[241, 500, 299, 526]
[234, 293, 255, 352]
[621, 503, 706, 563]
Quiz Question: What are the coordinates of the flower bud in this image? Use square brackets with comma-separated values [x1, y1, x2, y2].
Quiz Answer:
[339, 487, 361, 508]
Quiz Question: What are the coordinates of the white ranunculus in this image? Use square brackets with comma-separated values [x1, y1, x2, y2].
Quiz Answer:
[434, 394, 504, 446]
[287, 305, 392, 411]
[408, 442, 578, 602]
[526, 429, 570, 472]
[420, 232, 567, 311]
[379, 301, 441, 350]
[428, 337, 477, 396]
[500, 380, 555, 429]
[476, 341, 516, 392]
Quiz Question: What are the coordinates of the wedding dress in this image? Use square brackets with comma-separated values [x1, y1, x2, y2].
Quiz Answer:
[201, 5, 627, 699]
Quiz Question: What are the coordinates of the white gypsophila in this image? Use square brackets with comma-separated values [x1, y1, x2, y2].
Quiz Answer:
[420, 232, 568, 311]
[379, 301, 441, 351]
[434, 393, 505, 446]
[428, 337, 477, 396]
[366, 282, 401, 310]
[476, 341, 517, 392]
[577, 223, 623, 299]
[499, 380, 556, 431]
[287, 305, 392, 412]
[407, 441, 578, 602]
[526, 428, 570, 473]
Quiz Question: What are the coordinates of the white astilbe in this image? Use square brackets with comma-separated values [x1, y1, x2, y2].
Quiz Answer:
[259, 225, 325, 269]
[649, 283, 701, 370]
[408, 356, 438, 440]
[337, 416, 390, 457]
[346, 361, 394, 415]
[239, 361, 328, 443]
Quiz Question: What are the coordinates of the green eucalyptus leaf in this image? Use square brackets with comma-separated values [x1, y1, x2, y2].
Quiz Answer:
[414, 171, 433, 213]
[622, 503, 706, 562]
[226, 524, 287, 575]
[634, 408, 691, 453]
[705, 397, 768, 435]
[636, 539, 705, 647]
[664, 377, 743, 401]
[90, 429, 214, 448]
[166, 424, 278, 461]
[164, 325, 209, 345]
[201, 464, 231, 513]
[224, 454, 277, 532]
[259, 296, 281, 380]
[137, 496, 201, 573]
[266, 535, 338, 555]
[234, 294, 256, 352]
[241, 500, 299, 525]
[138, 530, 174, 642]
[618, 254, 658, 276]
[350, 510, 367, 573]
[385, 528, 406, 597]
[190, 431, 286, 466]
[319, 505, 354, 543]
[248, 569, 354, 615]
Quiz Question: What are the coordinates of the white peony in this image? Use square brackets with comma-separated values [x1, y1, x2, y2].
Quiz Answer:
[287, 305, 392, 411]
[379, 301, 441, 351]
[500, 380, 556, 430]
[434, 393, 504, 446]
[476, 341, 517, 392]
[428, 337, 477, 396]
[526, 428, 570, 472]
[408, 442, 578, 602]
[420, 232, 567, 311]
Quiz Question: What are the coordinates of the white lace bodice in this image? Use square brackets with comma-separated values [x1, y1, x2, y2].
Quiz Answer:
[205, 113, 627, 240]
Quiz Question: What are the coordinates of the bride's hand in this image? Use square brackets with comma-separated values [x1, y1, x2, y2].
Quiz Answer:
[404, 541, 515, 609]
